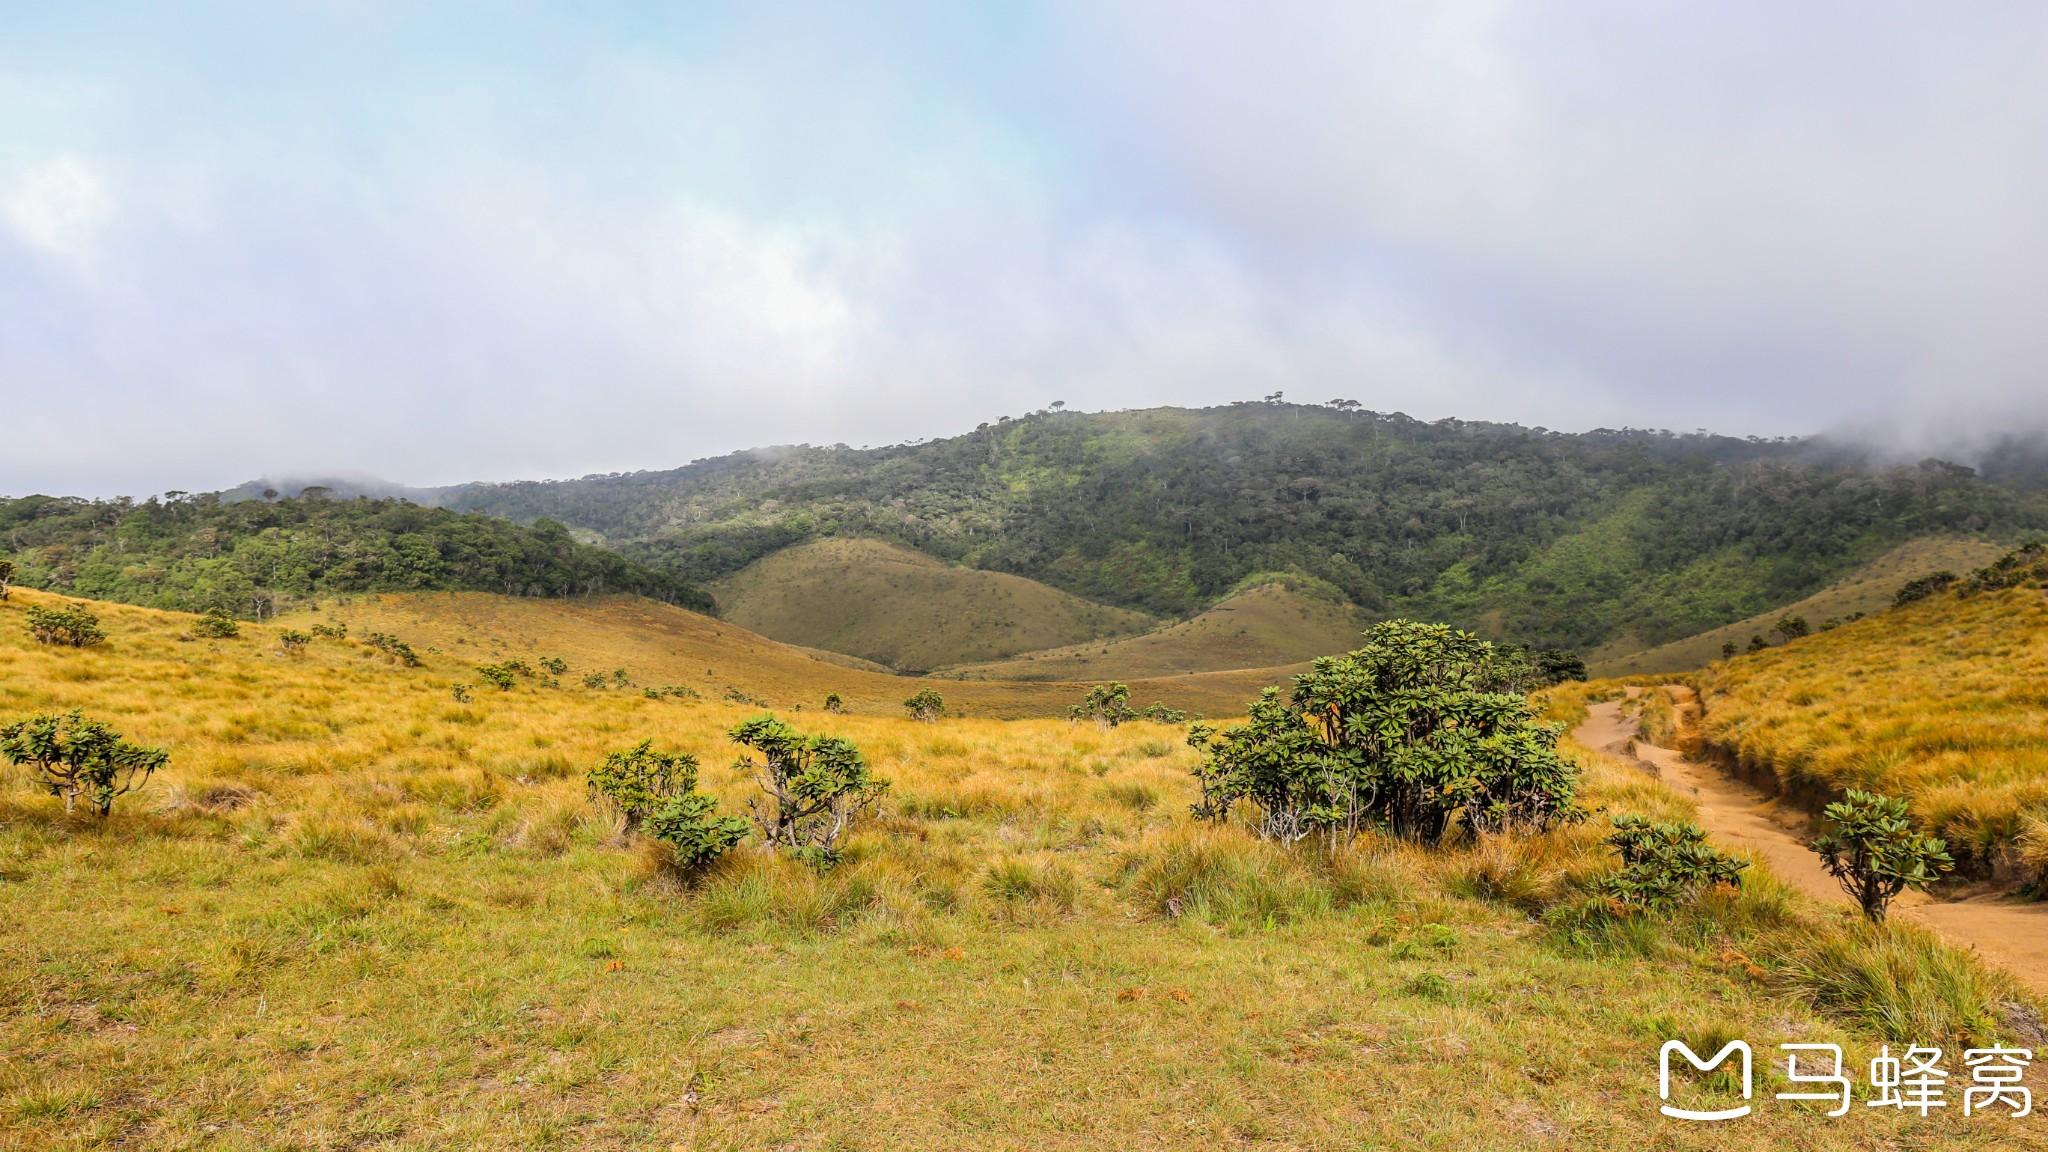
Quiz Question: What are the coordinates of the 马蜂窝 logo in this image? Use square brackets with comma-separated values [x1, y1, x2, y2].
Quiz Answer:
[1658, 1040, 2032, 1122]
[1659, 1040, 1753, 1120]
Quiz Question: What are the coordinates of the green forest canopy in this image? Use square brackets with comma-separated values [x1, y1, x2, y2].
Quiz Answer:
[0, 491, 713, 619]
[443, 403, 2048, 651]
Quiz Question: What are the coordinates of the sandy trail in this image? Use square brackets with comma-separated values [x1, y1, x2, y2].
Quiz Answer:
[1574, 695, 2048, 1000]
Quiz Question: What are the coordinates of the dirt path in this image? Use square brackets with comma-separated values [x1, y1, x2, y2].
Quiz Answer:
[1575, 695, 2048, 999]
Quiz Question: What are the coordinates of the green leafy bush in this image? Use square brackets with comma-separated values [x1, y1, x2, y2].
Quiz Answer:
[25, 604, 105, 648]
[730, 715, 888, 865]
[476, 664, 518, 691]
[539, 656, 568, 675]
[1813, 790, 1954, 922]
[1187, 620, 1581, 844]
[1595, 815, 1748, 910]
[586, 741, 747, 872]
[1892, 571, 1958, 607]
[903, 688, 946, 723]
[823, 692, 843, 714]
[192, 607, 240, 639]
[278, 629, 310, 655]
[364, 632, 421, 666]
[311, 622, 347, 639]
[0, 558, 15, 600]
[1, 709, 167, 816]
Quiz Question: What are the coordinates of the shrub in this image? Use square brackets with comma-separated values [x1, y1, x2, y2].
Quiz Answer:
[476, 663, 518, 691]
[1140, 702, 1189, 723]
[1, 709, 167, 816]
[0, 558, 14, 600]
[278, 629, 311, 655]
[824, 693, 843, 714]
[903, 688, 946, 723]
[1187, 620, 1581, 845]
[1893, 571, 1959, 607]
[25, 604, 105, 648]
[1746, 634, 1769, 654]
[1720, 641, 1737, 659]
[192, 607, 240, 639]
[310, 622, 347, 639]
[540, 656, 568, 676]
[1595, 816, 1748, 911]
[582, 671, 608, 689]
[1773, 615, 1811, 643]
[450, 683, 474, 704]
[1071, 683, 1135, 727]
[1813, 790, 1954, 922]
[730, 714, 888, 865]
[364, 632, 421, 666]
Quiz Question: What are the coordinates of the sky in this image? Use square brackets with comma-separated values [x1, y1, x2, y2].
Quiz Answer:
[5, 2, 2048, 497]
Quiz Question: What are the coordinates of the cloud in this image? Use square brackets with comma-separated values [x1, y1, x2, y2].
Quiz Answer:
[2, 2, 2047, 496]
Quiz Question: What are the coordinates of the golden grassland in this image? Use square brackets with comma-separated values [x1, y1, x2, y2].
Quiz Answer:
[1695, 586, 2048, 874]
[707, 539, 1156, 672]
[316, 588, 1283, 721]
[1591, 536, 2012, 677]
[940, 582, 1367, 682]
[0, 592, 2042, 1150]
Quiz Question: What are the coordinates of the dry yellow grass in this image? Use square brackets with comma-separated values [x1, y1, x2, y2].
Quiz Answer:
[708, 538, 1156, 672]
[941, 581, 1367, 681]
[1592, 536, 2012, 676]
[0, 590, 2039, 1150]
[314, 588, 1284, 721]
[1696, 585, 2048, 871]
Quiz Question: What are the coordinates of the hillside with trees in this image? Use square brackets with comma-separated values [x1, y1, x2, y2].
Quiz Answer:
[0, 491, 713, 619]
[443, 402, 2048, 651]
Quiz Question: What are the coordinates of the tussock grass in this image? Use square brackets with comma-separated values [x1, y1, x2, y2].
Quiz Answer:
[0, 588, 2035, 1149]
[1774, 919, 2017, 1047]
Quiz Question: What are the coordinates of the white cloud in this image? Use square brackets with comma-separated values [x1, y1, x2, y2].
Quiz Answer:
[3, 155, 111, 261]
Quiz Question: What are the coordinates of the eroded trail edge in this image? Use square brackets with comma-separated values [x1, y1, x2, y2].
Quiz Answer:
[1575, 697, 2048, 999]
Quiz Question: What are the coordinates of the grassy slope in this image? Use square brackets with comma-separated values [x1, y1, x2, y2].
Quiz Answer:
[708, 539, 1157, 673]
[941, 581, 1368, 681]
[305, 589, 1278, 721]
[1592, 536, 2013, 676]
[1695, 584, 2048, 866]
[1, 592, 2031, 1150]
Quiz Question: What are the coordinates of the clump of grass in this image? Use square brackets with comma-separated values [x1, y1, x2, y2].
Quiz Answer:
[2018, 813, 2048, 895]
[1118, 826, 1357, 928]
[1100, 780, 1159, 812]
[282, 814, 402, 863]
[1444, 832, 1577, 913]
[689, 850, 885, 936]
[980, 858, 1079, 919]
[1772, 919, 2016, 1047]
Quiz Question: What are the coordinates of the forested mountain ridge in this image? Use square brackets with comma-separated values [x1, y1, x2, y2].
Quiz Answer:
[0, 492, 714, 619]
[443, 403, 2048, 651]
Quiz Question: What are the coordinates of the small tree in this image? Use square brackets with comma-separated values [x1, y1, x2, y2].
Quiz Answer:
[1813, 790, 1954, 922]
[192, 607, 240, 639]
[823, 693, 843, 714]
[1188, 620, 1581, 845]
[25, 604, 105, 648]
[1773, 615, 1811, 643]
[0, 710, 166, 816]
[540, 656, 568, 676]
[278, 630, 311, 655]
[1071, 682, 1134, 727]
[730, 715, 888, 864]
[1721, 640, 1738, 660]
[903, 688, 946, 723]
[0, 558, 13, 600]
[450, 683, 474, 703]
[1534, 648, 1587, 685]
[1746, 634, 1769, 654]
[1596, 816, 1748, 910]
[477, 663, 517, 691]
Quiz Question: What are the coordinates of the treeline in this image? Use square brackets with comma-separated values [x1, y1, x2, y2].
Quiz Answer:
[0, 492, 713, 618]
[446, 404, 2048, 650]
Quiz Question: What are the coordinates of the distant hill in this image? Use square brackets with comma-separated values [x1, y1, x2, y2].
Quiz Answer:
[296, 589, 1290, 720]
[708, 538, 1155, 673]
[0, 492, 713, 618]
[1591, 536, 2013, 676]
[943, 577, 1367, 681]
[442, 404, 2048, 652]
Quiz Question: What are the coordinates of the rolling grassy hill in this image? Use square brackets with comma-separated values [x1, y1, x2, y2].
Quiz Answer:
[707, 538, 1157, 672]
[1693, 548, 2048, 880]
[0, 588, 2030, 1149]
[282, 588, 1274, 720]
[1590, 536, 2012, 676]
[942, 578, 1368, 681]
